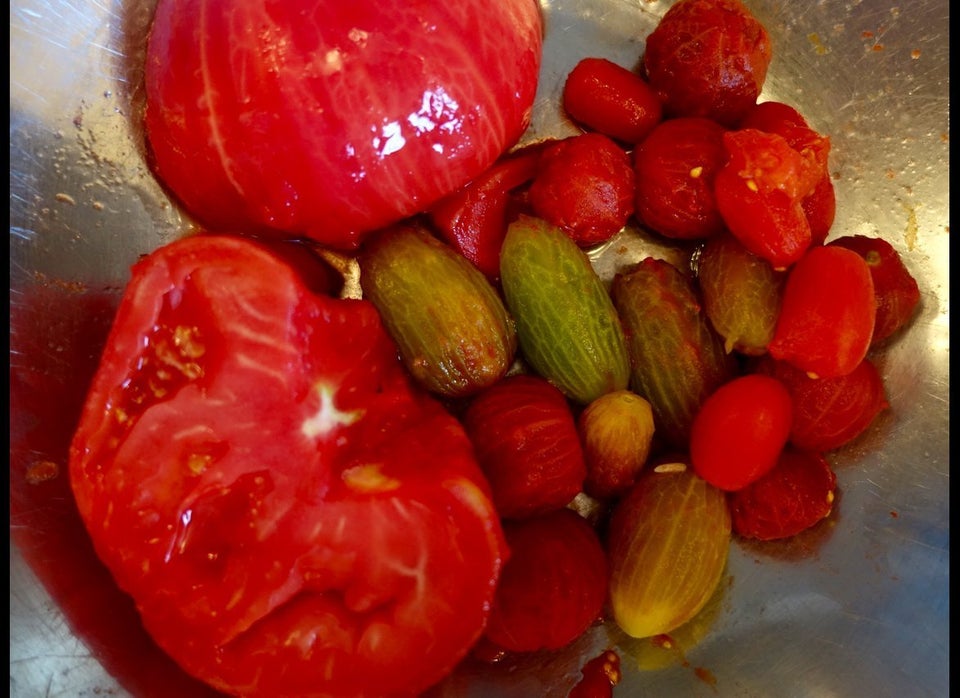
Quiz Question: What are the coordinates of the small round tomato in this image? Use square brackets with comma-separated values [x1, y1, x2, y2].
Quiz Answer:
[828, 235, 921, 344]
[463, 374, 586, 519]
[528, 133, 636, 247]
[643, 0, 772, 127]
[563, 57, 663, 144]
[729, 448, 838, 541]
[767, 245, 877, 379]
[484, 508, 608, 652]
[633, 117, 728, 240]
[690, 374, 794, 491]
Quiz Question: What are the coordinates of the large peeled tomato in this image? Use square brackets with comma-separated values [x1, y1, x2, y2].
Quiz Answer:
[144, 0, 543, 249]
[68, 235, 505, 698]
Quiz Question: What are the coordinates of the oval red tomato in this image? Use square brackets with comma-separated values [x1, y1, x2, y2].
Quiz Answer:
[144, 0, 543, 249]
[563, 57, 663, 144]
[690, 374, 794, 491]
[483, 509, 608, 653]
[68, 234, 505, 698]
[767, 245, 877, 379]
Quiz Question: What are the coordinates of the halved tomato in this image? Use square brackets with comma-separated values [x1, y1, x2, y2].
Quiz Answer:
[68, 233, 505, 698]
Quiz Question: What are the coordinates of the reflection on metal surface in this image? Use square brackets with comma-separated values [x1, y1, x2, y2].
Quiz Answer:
[10, 0, 949, 696]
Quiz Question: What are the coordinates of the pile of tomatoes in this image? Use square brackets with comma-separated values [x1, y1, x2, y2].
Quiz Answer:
[424, 0, 921, 686]
[67, 0, 922, 696]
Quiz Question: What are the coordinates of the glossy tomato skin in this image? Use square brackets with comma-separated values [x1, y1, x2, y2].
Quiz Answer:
[728, 448, 838, 541]
[429, 146, 542, 280]
[714, 128, 820, 269]
[462, 374, 587, 519]
[767, 245, 877, 379]
[483, 509, 608, 653]
[69, 234, 506, 698]
[633, 117, 728, 240]
[643, 0, 772, 127]
[754, 356, 889, 452]
[563, 57, 663, 144]
[528, 133, 636, 247]
[828, 235, 922, 344]
[690, 374, 794, 491]
[144, 0, 543, 249]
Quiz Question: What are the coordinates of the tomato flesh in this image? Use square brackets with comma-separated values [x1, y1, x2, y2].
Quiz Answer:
[69, 234, 505, 698]
[714, 128, 818, 269]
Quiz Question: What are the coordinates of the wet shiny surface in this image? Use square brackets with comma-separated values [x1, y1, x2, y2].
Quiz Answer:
[10, 0, 949, 696]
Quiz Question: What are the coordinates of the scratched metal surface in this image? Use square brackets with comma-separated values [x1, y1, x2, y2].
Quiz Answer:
[10, 0, 949, 696]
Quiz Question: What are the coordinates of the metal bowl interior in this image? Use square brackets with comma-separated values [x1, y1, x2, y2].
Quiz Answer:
[10, 1, 949, 696]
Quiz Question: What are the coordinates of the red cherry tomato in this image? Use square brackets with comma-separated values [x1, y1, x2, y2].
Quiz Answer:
[690, 374, 794, 491]
[729, 448, 838, 541]
[754, 356, 889, 452]
[768, 245, 877, 379]
[643, 0, 772, 127]
[68, 234, 506, 698]
[563, 57, 663, 144]
[828, 235, 922, 344]
[463, 374, 587, 519]
[528, 133, 636, 247]
[484, 509, 608, 653]
[633, 117, 728, 240]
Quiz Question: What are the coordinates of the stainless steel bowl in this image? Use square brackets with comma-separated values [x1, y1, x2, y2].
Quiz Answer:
[10, 1, 949, 696]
